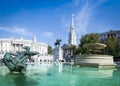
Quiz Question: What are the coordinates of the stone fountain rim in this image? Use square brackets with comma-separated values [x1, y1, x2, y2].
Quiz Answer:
[83, 43, 107, 50]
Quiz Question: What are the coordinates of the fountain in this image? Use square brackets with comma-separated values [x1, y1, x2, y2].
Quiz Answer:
[3, 46, 39, 73]
[75, 43, 116, 69]
[0, 60, 120, 86]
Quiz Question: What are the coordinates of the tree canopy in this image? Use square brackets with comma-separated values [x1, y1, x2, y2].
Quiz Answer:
[80, 33, 100, 46]
[105, 36, 119, 56]
[48, 45, 52, 54]
[78, 33, 100, 54]
[76, 33, 120, 56]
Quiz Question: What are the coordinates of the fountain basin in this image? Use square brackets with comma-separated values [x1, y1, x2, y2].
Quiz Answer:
[84, 43, 106, 50]
[75, 54, 116, 69]
[0, 62, 120, 86]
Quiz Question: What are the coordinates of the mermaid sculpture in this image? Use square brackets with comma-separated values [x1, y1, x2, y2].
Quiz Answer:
[3, 46, 39, 73]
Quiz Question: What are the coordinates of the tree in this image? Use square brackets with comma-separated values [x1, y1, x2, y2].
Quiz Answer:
[79, 33, 100, 54]
[48, 45, 52, 54]
[105, 36, 119, 56]
[75, 46, 81, 55]
[68, 45, 76, 62]
[80, 33, 100, 46]
[68, 45, 76, 56]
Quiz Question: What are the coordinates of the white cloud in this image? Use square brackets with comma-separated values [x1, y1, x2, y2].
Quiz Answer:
[75, 0, 108, 37]
[75, 2, 92, 36]
[61, 0, 93, 39]
[41, 32, 53, 38]
[60, 0, 108, 44]
[0, 27, 33, 36]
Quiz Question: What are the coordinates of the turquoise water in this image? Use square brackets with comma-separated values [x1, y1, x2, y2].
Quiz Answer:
[0, 62, 120, 86]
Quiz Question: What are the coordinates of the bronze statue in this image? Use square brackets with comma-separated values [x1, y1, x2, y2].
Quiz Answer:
[3, 46, 39, 73]
[54, 39, 62, 47]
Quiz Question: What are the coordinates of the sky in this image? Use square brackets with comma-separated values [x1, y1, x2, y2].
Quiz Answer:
[0, 0, 120, 47]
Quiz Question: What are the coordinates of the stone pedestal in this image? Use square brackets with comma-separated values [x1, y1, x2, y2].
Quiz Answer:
[53, 47, 63, 62]
[75, 54, 116, 69]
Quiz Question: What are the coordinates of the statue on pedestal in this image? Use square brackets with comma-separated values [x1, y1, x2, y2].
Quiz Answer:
[53, 39, 64, 62]
[3, 46, 39, 73]
[54, 39, 62, 47]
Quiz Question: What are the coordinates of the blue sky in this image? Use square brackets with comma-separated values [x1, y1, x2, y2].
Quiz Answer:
[0, 0, 120, 47]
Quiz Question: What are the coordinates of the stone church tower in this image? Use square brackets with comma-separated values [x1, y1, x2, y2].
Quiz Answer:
[33, 36, 36, 43]
[68, 14, 76, 46]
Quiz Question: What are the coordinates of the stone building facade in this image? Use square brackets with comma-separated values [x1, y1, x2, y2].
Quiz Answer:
[0, 36, 48, 55]
[99, 30, 120, 43]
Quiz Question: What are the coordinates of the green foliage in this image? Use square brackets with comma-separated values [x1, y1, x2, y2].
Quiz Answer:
[77, 33, 120, 56]
[80, 33, 100, 46]
[79, 33, 100, 54]
[68, 45, 76, 51]
[75, 47, 81, 55]
[48, 45, 52, 54]
[68, 45, 76, 56]
[105, 36, 119, 56]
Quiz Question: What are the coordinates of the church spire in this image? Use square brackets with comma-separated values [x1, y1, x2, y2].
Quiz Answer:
[68, 14, 76, 46]
[71, 14, 74, 30]
[33, 36, 36, 43]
